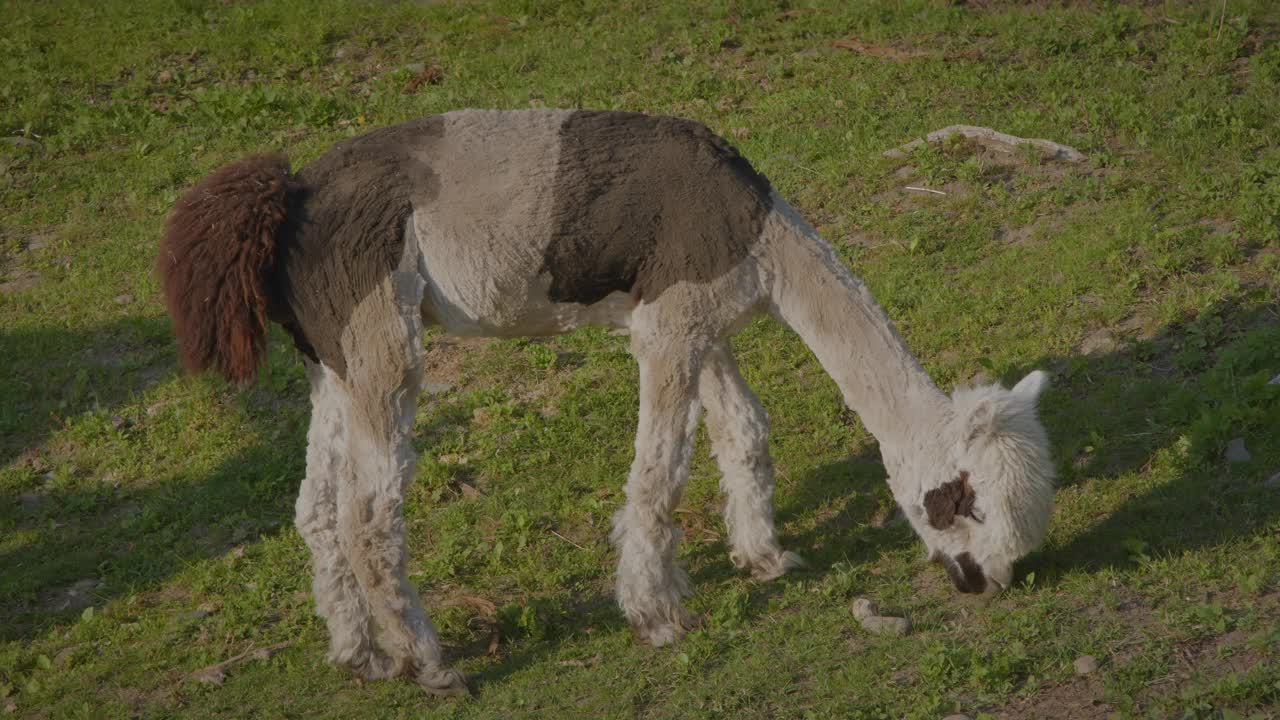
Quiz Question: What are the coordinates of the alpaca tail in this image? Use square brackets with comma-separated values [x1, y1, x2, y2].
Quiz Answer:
[156, 154, 298, 385]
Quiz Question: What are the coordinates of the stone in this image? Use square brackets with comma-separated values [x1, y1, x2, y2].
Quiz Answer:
[1225, 438, 1251, 463]
[851, 598, 878, 620]
[1073, 655, 1099, 675]
[859, 615, 911, 636]
[1080, 328, 1117, 355]
[421, 378, 454, 396]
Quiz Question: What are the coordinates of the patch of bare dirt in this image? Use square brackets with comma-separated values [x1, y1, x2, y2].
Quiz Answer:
[875, 137, 1108, 232]
[40, 578, 103, 614]
[0, 271, 39, 295]
[996, 675, 1113, 720]
[832, 37, 932, 62]
[422, 335, 491, 393]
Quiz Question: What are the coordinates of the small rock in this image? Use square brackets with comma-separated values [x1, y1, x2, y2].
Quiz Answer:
[1080, 328, 1117, 355]
[333, 47, 350, 60]
[859, 615, 911, 637]
[942, 715, 972, 720]
[18, 492, 47, 510]
[851, 598, 878, 620]
[114, 293, 134, 305]
[110, 415, 133, 430]
[0, 274, 40, 295]
[404, 62, 427, 75]
[192, 665, 227, 686]
[421, 379, 454, 396]
[1225, 438, 1251, 463]
[54, 644, 81, 667]
[24, 235, 51, 251]
[892, 164, 917, 179]
[1265, 471, 1280, 488]
[1269, 373, 1280, 386]
[156, 69, 173, 83]
[181, 602, 217, 622]
[2, 136, 43, 151]
[1073, 655, 1099, 675]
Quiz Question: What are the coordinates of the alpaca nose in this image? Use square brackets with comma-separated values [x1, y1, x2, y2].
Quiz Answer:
[941, 551, 988, 594]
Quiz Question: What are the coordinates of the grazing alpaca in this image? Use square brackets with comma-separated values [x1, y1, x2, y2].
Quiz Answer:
[157, 109, 1055, 695]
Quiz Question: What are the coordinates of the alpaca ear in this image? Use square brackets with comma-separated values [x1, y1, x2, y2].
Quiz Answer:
[965, 398, 997, 441]
[1011, 370, 1049, 402]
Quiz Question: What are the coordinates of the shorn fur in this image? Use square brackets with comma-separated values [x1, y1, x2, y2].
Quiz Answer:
[156, 109, 1057, 697]
[157, 154, 296, 384]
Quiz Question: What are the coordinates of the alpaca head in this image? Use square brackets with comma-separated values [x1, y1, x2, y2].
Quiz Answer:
[903, 370, 1056, 595]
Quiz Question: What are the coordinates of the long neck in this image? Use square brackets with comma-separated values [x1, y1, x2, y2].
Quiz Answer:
[760, 200, 951, 493]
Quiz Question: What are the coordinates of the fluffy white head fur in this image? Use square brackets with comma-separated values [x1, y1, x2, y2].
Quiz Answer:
[900, 370, 1056, 593]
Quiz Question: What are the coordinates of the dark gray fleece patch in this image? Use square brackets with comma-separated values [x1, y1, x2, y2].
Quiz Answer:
[542, 111, 773, 305]
[269, 117, 444, 378]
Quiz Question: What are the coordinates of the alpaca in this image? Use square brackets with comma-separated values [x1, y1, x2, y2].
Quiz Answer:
[156, 109, 1056, 696]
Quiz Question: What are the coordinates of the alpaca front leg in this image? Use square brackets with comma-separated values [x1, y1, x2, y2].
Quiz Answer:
[699, 345, 803, 581]
[333, 379, 468, 697]
[612, 346, 704, 646]
[296, 362, 392, 680]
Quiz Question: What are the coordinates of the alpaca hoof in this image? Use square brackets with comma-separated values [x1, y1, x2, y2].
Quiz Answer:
[331, 649, 395, 682]
[632, 610, 701, 647]
[747, 550, 806, 581]
[416, 666, 471, 698]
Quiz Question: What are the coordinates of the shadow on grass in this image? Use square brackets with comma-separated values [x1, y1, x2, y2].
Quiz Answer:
[1016, 294, 1279, 583]
[0, 316, 307, 644]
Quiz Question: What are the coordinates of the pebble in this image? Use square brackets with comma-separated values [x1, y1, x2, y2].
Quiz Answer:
[1073, 655, 1099, 675]
[860, 616, 911, 636]
[1225, 437, 1251, 463]
[851, 598, 878, 620]
[421, 379, 454, 396]
[942, 715, 972, 720]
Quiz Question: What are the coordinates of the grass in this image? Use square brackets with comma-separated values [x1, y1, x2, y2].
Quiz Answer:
[2, 0, 1279, 717]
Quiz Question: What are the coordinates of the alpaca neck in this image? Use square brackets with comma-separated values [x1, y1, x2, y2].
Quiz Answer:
[761, 200, 950, 494]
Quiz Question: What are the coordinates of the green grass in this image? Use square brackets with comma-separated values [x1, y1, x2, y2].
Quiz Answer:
[3, 0, 1280, 717]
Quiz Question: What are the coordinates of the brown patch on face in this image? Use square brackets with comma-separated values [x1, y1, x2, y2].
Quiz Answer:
[157, 154, 298, 385]
[543, 111, 773, 305]
[271, 117, 444, 378]
[924, 470, 977, 530]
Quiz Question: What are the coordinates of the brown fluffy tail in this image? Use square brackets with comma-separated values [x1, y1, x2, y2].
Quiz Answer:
[157, 154, 297, 385]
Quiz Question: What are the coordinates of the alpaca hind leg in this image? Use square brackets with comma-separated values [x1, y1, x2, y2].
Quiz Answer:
[295, 361, 392, 680]
[699, 345, 803, 581]
[612, 332, 705, 647]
